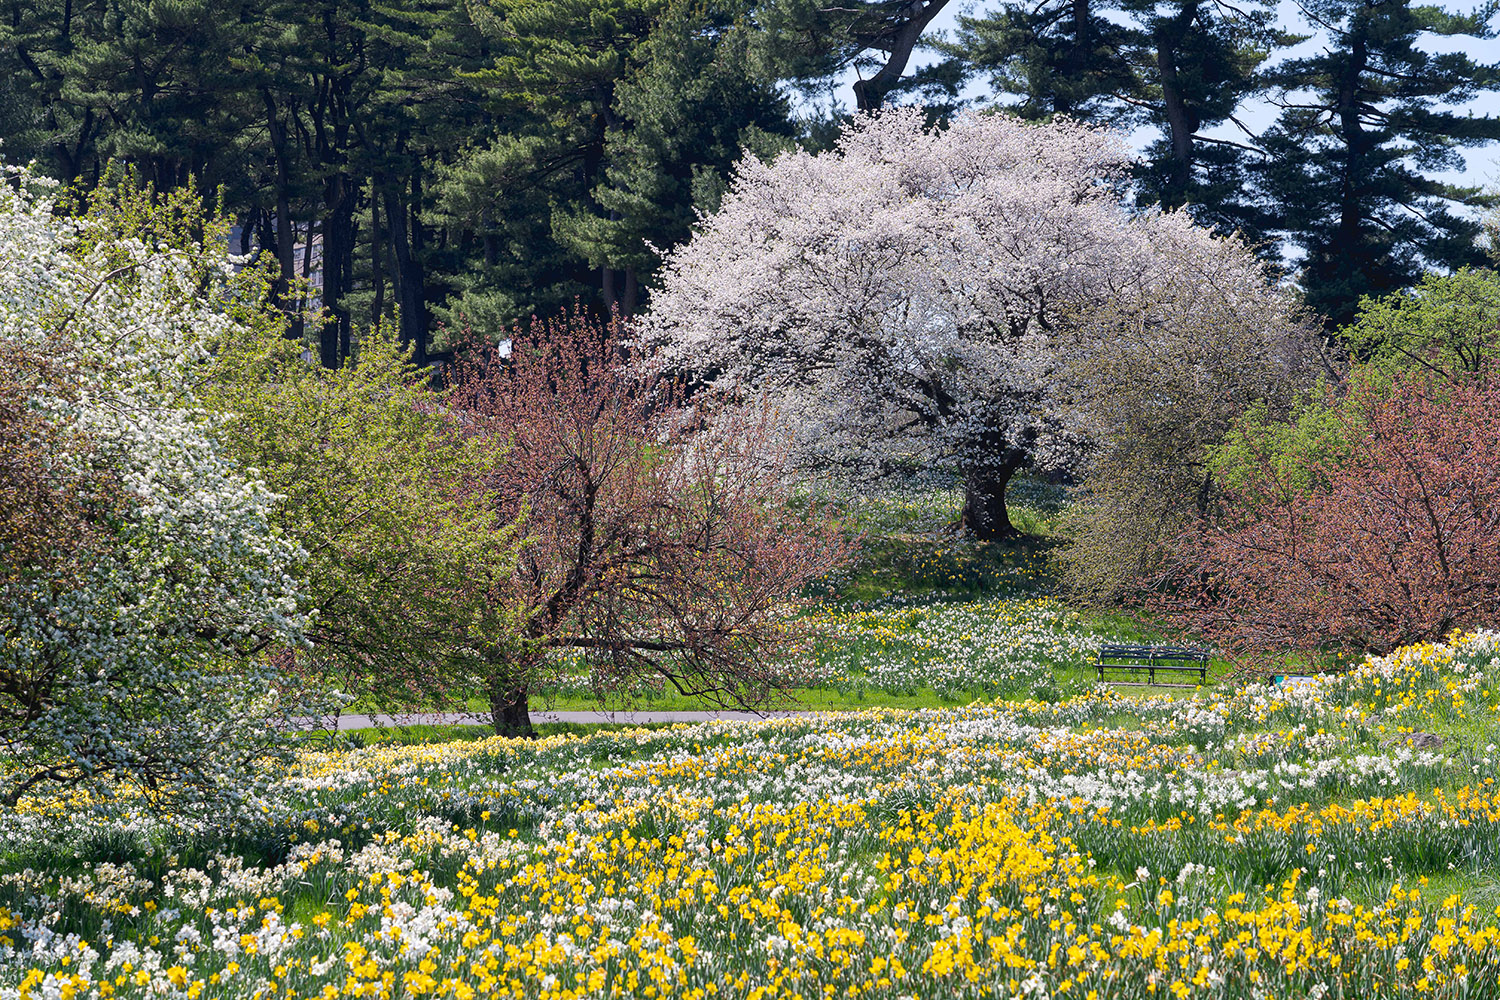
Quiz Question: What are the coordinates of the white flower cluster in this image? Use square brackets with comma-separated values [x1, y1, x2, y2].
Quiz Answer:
[0, 162, 308, 808]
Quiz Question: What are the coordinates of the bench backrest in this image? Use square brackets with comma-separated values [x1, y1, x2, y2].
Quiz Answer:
[1098, 644, 1210, 663]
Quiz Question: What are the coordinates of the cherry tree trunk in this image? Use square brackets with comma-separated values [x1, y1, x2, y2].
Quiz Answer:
[959, 456, 1023, 541]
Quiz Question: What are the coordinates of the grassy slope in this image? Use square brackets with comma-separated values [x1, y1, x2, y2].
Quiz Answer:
[532, 477, 1233, 712]
[345, 477, 1243, 722]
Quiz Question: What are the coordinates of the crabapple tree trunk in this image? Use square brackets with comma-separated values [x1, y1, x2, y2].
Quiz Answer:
[487, 658, 537, 738]
[484, 640, 542, 738]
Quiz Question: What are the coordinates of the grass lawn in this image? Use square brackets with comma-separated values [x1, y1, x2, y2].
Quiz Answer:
[340, 478, 1245, 724]
[517, 479, 1241, 713]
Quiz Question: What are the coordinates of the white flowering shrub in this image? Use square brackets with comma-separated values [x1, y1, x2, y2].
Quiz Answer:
[0, 164, 307, 810]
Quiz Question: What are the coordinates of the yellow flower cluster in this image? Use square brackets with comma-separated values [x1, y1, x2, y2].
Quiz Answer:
[6, 632, 1500, 999]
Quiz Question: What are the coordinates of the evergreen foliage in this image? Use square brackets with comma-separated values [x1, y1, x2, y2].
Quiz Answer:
[946, 0, 1284, 234]
[750, 0, 962, 110]
[1257, 0, 1500, 330]
[439, 0, 794, 321]
[5, 0, 1495, 335]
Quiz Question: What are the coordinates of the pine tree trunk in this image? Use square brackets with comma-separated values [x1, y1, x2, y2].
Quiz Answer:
[385, 175, 427, 366]
[263, 89, 302, 341]
[1153, 2, 1199, 208]
[622, 267, 638, 316]
[319, 174, 354, 369]
[339, 214, 356, 362]
[370, 186, 384, 324]
[602, 266, 617, 309]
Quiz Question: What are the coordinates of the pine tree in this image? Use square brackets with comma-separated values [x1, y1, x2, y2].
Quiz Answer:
[1258, 0, 1500, 330]
[0, 0, 256, 192]
[946, 0, 1138, 121]
[1, 0, 109, 181]
[947, 0, 1282, 234]
[435, 0, 665, 322]
[439, 0, 797, 320]
[1127, 0, 1280, 231]
[553, 0, 797, 307]
[750, 0, 959, 111]
[347, 0, 491, 362]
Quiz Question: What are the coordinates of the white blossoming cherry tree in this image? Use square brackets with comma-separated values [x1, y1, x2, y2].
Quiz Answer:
[641, 109, 1294, 539]
[0, 165, 308, 811]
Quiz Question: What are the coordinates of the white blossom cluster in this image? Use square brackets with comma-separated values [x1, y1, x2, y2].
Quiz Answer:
[642, 110, 1295, 483]
[0, 162, 308, 809]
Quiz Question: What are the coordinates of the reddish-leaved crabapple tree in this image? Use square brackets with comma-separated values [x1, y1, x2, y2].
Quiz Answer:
[1165, 373, 1500, 654]
[641, 109, 1299, 538]
[449, 311, 850, 737]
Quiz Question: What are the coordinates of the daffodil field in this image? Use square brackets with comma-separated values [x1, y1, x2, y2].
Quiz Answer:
[8, 633, 1500, 999]
[539, 596, 1112, 706]
[793, 598, 1107, 700]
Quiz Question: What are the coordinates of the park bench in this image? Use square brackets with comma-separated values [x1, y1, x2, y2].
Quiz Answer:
[1096, 644, 1210, 685]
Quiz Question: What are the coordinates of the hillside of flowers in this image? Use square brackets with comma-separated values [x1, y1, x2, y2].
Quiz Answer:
[537, 595, 1114, 705]
[5, 632, 1500, 999]
[536, 483, 1108, 708]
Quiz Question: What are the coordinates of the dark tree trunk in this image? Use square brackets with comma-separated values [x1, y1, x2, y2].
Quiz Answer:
[600, 267, 640, 314]
[370, 184, 384, 324]
[1062, 0, 1089, 114]
[319, 221, 342, 368]
[1334, 32, 1369, 262]
[341, 215, 356, 361]
[602, 265, 616, 309]
[488, 678, 534, 738]
[1194, 468, 1215, 518]
[279, 204, 300, 342]
[959, 454, 1024, 541]
[301, 221, 314, 298]
[385, 171, 427, 365]
[319, 173, 355, 369]
[622, 267, 638, 316]
[264, 89, 302, 341]
[1153, 1, 1200, 207]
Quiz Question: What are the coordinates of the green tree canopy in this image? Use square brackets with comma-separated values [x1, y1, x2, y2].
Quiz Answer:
[202, 318, 526, 712]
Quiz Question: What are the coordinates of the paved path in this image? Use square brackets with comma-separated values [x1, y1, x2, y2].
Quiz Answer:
[309, 710, 822, 731]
